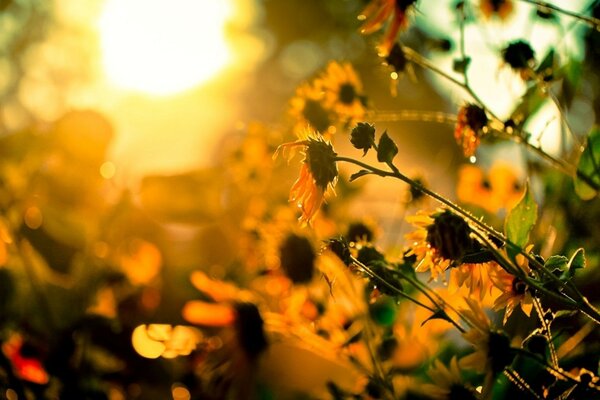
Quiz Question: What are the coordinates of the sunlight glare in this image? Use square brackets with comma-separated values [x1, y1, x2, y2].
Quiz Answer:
[99, 0, 232, 96]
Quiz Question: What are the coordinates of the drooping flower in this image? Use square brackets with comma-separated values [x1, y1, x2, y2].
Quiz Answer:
[318, 61, 367, 124]
[284, 136, 339, 224]
[405, 210, 476, 281]
[480, 0, 514, 20]
[422, 357, 478, 400]
[454, 104, 488, 157]
[460, 299, 514, 384]
[359, 0, 418, 54]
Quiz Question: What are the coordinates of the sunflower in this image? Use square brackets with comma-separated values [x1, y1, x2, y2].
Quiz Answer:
[405, 209, 476, 281]
[456, 162, 524, 214]
[490, 263, 533, 324]
[460, 299, 514, 389]
[318, 61, 367, 125]
[480, 0, 514, 20]
[454, 104, 488, 158]
[359, 0, 418, 54]
[182, 272, 269, 399]
[279, 134, 338, 224]
[422, 357, 478, 400]
[449, 261, 499, 301]
[289, 82, 334, 136]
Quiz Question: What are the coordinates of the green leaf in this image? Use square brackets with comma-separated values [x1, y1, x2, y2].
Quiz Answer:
[505, 183, 537, 259]
[544, 255, 568, 271]
[507, 85, 546, 129]
[566, 248, 586, 278]
[421, 309, 453, 327]
[535, 48, 556, 82]
[575, 126, 600, 200]
[349, 169, 371, 182]
[377, 131, 398, 164]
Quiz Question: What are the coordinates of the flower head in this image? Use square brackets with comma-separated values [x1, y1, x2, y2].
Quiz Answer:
[422, 357, 478, 400]
[289, 82, 333, 135]
[405, 210, 476, 281]
[460, 299, 513, 377]
[360, 0, 418, 54]
[318, 61, 367, 124]
[454, 104, 488, 157]
[502, 40, 535, 78]
[288, 137, 338, 224]
[490, 269, 533, 324]
[279, 233, 316, 284]
[457, 162, 524, 213]
[480, 0, 514, 20]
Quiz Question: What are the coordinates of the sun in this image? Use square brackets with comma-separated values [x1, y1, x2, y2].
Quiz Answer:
[99, 0, 232, 96]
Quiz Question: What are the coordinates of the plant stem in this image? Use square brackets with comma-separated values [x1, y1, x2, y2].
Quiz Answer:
[518, 0, 600, 29]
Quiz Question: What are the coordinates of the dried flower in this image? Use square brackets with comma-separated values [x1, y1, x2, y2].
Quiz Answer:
[502, 40, 535, 78]
[360, 0, 418, 54]
[350, 122, 376, 155]
[454, 104, 488, 157]
[480, 0, 514, 20]
[406, 210, 476, 281]
[288, 137, 338, 224]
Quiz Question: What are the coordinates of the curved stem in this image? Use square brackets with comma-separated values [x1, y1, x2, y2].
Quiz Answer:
[517, 0, 600, 29]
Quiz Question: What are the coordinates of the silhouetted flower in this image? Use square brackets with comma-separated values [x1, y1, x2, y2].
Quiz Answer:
[454, 104, 488, 157]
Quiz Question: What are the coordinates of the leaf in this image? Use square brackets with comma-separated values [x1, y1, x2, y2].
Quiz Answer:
[505, 183, 537, 259]
[349, 169, 371, 181]
[565, 248, 586, 279]
[421, 309, 453, 327]
[507, 84, 546, 129]
[575, 126, 600, 200]
[535, 48, 556, 82]
[377, 131, 398, 164]
[544, 255, 568, 272]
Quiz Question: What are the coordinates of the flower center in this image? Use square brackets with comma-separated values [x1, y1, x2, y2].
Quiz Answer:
[512, 278, 527, 295]
[426, 210, 473, 262]
[302, 99, 331, 133]
[339, 83, 356, 105]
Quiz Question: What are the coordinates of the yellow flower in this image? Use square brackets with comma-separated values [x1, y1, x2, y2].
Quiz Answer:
[318, 61, 367, 124]
[457, 162, 524, 213]
[422, 357, 478, 400]
[480, 0, 514, 20]
[181, 271, 269, 398]
[449, 261, 498, 301]
[283, 136, 338, 224]
[289, 82, 334, 136]
[460, 299, 513, 390]
[359, 0, 418, 54]
[490, 268, 534, 324]
[454, 104, 488, 157]
[405, 210, 475, 281]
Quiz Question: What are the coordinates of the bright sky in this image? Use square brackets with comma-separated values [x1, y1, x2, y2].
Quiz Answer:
[99, 0, 232, 96]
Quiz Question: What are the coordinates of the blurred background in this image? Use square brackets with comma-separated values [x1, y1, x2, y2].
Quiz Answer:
[1, 0, 600, 398]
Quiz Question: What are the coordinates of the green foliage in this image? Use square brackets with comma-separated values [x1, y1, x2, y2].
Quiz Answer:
[505, 183, 537, 259]
[376, 131, 398, 164]
[575, 126, 600, 200]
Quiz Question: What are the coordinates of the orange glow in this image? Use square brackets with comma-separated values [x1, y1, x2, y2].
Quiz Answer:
[182, 301, 236, 326]
[99, 0, 232, 95]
